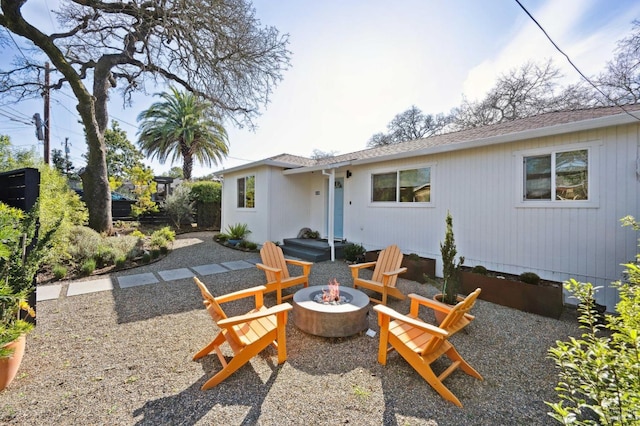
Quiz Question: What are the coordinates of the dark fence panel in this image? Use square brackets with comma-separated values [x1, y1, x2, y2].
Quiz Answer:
[0, 168, 40, 325]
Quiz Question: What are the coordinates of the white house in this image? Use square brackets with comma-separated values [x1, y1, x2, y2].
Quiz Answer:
[216, 106, 640, 310]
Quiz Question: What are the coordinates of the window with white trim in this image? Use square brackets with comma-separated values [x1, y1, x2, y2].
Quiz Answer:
[523, 149, 588, 201]
[371, 166, 431, 203]
[237, 175, 255, 208]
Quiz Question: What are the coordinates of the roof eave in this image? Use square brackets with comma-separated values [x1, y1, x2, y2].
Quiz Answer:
[214, 159, 306, 176]
[352, 111, 640, 166]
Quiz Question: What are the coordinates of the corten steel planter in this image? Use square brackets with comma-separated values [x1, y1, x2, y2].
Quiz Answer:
[364, 252, 436, 282]
[460, 271, 563, 319]
[401, 257, 436, 282]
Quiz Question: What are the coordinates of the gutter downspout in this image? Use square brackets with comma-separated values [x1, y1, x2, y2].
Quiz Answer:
[322, 168, 335, 261]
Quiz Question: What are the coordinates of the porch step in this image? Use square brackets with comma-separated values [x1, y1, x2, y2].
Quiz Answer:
[281, 238, 346, 262]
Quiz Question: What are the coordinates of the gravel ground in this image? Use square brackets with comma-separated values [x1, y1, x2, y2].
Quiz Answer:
[1, 231, 580, 425]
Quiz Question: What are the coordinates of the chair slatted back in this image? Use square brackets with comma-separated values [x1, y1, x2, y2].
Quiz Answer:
[372, 244, 403, 288]
[260, 241, 291, 281]
[194, 277, 227, 322]
[438, 288, 481, 333]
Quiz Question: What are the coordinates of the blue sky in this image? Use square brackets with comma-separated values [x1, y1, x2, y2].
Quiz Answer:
[1, 0, 639, 177]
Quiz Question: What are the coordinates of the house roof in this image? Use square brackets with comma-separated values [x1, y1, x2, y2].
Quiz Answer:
[216, 105, 640, 176]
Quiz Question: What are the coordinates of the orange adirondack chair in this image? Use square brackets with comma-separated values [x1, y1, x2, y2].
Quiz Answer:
[373, 291, 483, 407]
[350, 244, 407, 304]
[256, 241, 313, 304]
[193, 277, 293, 390]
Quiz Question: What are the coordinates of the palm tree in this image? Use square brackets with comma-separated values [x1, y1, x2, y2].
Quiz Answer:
[137, 88, 229, 180]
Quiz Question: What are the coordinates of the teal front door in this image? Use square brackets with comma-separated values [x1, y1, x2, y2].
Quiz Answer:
[326, 178, 344, 239]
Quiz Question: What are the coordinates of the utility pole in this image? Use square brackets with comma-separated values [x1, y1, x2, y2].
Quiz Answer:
[43, 62, 50, 164]
[64, 137, 71, 175]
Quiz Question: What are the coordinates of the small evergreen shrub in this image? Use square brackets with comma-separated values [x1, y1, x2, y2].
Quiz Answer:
[159, 246, 169, 255]
[131, 229, 145, 239]
[519, 272, 540, 285]
[344, 243, 366, 262]
[80, 259, 96, 276]
[150, 234, 168, 250]
[151, 249, 160, 259]
[53, 265, 67, 280]
[471, 265, 488, 275]
[115, 255, 127, 269]
[142, 252, 151, 263]
[152, 226, 175, 242]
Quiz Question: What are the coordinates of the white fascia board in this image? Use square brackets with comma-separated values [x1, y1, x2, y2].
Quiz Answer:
[282, 160, 354, 175]
[214, 159, 306, 176]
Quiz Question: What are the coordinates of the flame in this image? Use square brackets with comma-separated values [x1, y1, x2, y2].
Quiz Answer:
[322, 278, 340, 302]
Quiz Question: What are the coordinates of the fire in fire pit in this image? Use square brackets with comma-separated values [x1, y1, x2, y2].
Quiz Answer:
[314, 278, 350, 305]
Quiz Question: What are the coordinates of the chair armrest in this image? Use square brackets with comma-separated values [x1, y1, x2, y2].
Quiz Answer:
[285, 259, 313, 268]
[256, 263, 281, 274]
[349, 261, 376, 271]
[373, 305, 449, 338]
[217, 303, 293, 328]
[285, 259, 313, 275]
[381, 267, 407, 278]
[350, 261, 376, 279]
[215, 285, 267, 304]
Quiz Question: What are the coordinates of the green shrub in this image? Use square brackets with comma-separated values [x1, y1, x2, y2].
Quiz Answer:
[546, 216, 640, 425]
[130, 229, 145, 239]
[68, 226, 103, 263]
[471, 265, 488, 275]
[150, 234, 168, 249]
[53, 265, 67, 280]
[216, 233, 229, 242]
[187, 181, 221, 203]
[407, 253, 421, 261]
[159, 246, 169, 255]
[163, 185, 194, 229]
[115, 255, 127, 269]
[152, 226, 175, 242]
[107, 235, 140, 257]
[151, 249, 160, 259]
[344, 243, 366, 262]
[519, 272, 540, 285]
[238, 240, 257, 250]
[224, 223, 251, 240]
[142, 252, 151, 263]
[80, 258, 96, 276]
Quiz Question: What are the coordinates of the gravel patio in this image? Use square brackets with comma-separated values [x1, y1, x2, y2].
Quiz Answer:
[1, 231, 581, 425]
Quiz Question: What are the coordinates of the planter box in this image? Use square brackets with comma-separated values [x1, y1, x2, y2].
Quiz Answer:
[363, 251, 435, 282]
[460, 271, 563, 319]
[401, 257, 436, 283]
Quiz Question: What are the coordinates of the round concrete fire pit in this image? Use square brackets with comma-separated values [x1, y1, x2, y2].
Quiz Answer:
[292, 286, 369, 337]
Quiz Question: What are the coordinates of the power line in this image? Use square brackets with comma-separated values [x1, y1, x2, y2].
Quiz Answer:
[513, 0, 640, 122]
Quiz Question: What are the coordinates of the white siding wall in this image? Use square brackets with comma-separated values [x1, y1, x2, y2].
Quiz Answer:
[343, 124, 639, 310]
[220, 166, 315, 245]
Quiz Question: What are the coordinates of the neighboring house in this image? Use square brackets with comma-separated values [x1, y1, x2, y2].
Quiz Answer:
[215, 105, 640, 310]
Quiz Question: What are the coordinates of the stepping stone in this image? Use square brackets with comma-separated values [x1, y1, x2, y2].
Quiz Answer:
[37, 284, 62, 301]
[68, 277, 114, 296]
[158, 268, 193, 281]
[220, 260, 254, 271]
[191, 264, 229, 276]
[117, 272, 158, 289]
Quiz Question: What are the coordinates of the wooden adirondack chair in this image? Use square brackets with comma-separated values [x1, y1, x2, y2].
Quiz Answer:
[350, 244, 407, 304]
[418, 288, 481, 336]
[256, 241, 313, 304]
[193, 277, 293, 390]
[373, 292, 483, 407]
